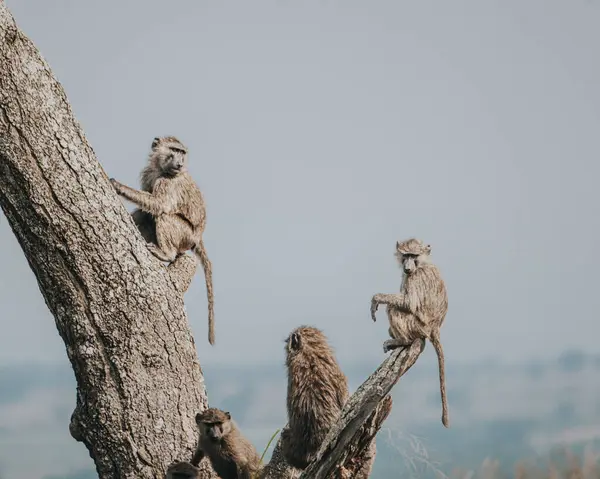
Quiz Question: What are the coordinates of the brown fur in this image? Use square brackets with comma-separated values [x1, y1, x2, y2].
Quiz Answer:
[282, 326, 349, 470]
[371, 238, 450, 427]
[110, 136, 215, 345]
[165, 461, 200, 479]
[191, 408, 262, 479]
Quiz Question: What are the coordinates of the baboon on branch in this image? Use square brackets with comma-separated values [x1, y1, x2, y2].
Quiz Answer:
[371, 238, 450, 427]
[282, 325, 349, 469]
[110, 136, 215, 345]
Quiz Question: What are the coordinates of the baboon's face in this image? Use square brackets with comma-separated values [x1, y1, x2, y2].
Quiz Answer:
[395, 239, 431, 275]
[203, 421, 226, 442]
[153, 144, 188, 177]
[285, 326, 327, 358]
[285, 331, 302, 356]
[196, 411, 231, 442]
[399, 253, 422, 275]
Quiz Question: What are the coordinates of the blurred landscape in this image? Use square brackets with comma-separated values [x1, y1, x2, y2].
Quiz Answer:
[1, 348, 599, 478]
[0, 1, 598, 478]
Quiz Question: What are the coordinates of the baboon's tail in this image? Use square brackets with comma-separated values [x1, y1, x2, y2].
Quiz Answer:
[430, 331, 449, 428]
[194, 238, 215, 345]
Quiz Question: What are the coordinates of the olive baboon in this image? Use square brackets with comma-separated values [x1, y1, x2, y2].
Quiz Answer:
[110, 136, 215, 345]
[371, 238, 449, 427]
[191, 407, 262, 479]
[282, 325, 349, 469]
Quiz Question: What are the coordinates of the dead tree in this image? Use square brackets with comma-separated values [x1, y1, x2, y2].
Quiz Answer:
[1, 4, 429, 478]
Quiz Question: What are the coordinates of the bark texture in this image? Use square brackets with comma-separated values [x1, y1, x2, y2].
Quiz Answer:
[0, 5, 216, 478]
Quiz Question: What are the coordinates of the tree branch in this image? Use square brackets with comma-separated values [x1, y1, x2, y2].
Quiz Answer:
[0, 5, 215, 478]
[336, 395, 392, 479]
[299, 340, 425, 479]
[298, 340, 425, 478]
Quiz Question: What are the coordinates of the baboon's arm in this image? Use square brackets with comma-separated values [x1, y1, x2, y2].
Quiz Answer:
[190, 446, 204, 467]
[372, 293, 407, 308]
[110, 178, 176, 216]
[373, 293, 406, 308]
[371, 292, 409, 320]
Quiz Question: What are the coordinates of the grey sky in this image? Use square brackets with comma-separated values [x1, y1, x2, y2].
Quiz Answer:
[1, 0, 599, 372]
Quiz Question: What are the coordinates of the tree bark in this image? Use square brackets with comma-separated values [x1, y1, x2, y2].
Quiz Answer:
[0, 4, 216, 478]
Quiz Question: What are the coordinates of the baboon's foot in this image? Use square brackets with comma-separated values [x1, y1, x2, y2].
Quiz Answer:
[383, 339, 405, 354]
[147, 243, 177, 262]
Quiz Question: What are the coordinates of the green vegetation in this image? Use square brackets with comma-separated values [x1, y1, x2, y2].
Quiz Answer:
[259, 428, 281, 466]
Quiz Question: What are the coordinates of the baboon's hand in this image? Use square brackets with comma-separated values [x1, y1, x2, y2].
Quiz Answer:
[109, 178, 122, 193]
[370, 296, 380, 322]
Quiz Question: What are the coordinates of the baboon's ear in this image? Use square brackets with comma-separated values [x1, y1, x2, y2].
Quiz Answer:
[195, 413, 202, 424]
[396, 241, 400, 250]
[151, 137, 161, 149]
[224, 411, 231, 420]
[425, 244, 432, 254]
[290, 332, 301, 350]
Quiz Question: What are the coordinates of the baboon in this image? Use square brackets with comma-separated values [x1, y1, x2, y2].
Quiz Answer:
[370, 238, 449, 427]
[109, 136, 215, 345]
[282, 326, 349, 469]
[191, 407, 262, 479]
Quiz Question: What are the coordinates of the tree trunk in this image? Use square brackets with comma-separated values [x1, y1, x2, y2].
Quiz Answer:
[0, 4, 216, 478]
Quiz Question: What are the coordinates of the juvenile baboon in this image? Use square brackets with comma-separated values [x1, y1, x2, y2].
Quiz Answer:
[282, 326, 349, 469]
[191, 407, 262, 479]
[110, 136, 215, 345]
[370, 238, 450, 427]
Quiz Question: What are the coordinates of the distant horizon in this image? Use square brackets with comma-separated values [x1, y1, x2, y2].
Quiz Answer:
[1, 345, 595, 371]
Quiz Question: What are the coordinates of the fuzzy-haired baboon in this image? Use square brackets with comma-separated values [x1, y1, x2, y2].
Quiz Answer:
[110, 136, 215, 345]
[282, 325, 349, 469]
[191, 407, 262, 479]
[371, 238, 450, 427]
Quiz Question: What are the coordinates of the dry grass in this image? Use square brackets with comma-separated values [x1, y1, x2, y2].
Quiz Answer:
[450, 445, 600, 479]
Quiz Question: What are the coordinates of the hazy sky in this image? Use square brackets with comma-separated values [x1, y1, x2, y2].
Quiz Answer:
[1, 0, 599, 373]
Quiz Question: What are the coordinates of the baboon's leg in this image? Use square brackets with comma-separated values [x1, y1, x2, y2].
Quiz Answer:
[149, 217, 180, 263]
